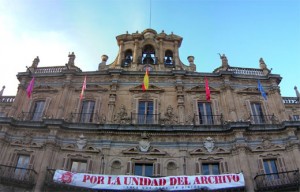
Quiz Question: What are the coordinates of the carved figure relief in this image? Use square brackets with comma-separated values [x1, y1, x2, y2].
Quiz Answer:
[76, 134, 87, 150]
[113, 105, 130, 124]
[161, 105, 178, 125]
[139, 139, 151, 152]
[204, 137, 215, 153]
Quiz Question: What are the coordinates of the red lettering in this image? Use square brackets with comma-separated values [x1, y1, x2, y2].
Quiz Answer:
[214, 176, 223, 184]
[132, 177, 139, 185]
[115, 177, 121, 185]
[145, 178, 151, 185]
[201, 176, 208, 184]
[232, 175, 240, 182]
[153, 178, 158, 186]
[207, 176, 214, 184]
[108, 176, 112, 184]
[159, 178, 166, 186]
[124, 177, 130, 185]
[170, 177, 177, 185]
[82, 175, 90, 183]
[90, 176, 97, 184]
[184, 177, 190, 185]
[194, 177, 201, 184]
[96, 176, 104, 184]
[226, 175, 232, 182]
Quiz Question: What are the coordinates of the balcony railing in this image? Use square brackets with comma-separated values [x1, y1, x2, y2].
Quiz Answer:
[0, 164, 37, 189]
[0, 96, 15, 103]
[282, 97, 299, 104]
[228, 67, 265, 76]
[69, 112, 102, 123]
[254, 169, 299, 192]
[18, 111, 44, 121]
[194, 114, 224, 125]
[138, 56, 158, 65]
[250, 114, 278, 124]
[131, 113, 160, 125]
[34, 66, 67, 73]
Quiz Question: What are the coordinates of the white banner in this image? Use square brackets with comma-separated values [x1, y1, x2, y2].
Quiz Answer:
[53, 170, 245, 191]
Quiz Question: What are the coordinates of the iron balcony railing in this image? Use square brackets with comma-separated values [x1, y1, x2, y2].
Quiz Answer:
[138, 56, 158, 65]
[282, 97, 299, 104]
[228, 67, 265, 76]
[250, 114, 278, 124]
[0, 164, 37, 189]
[70, 112, 100, 123]
[18, 111, 44, 121]
[131, 113, 160, 125]
[164, 59, 175, 68]
[0, 96, 15, 103]
[194, 114, 224, 125]
[254, 169, 299, 192]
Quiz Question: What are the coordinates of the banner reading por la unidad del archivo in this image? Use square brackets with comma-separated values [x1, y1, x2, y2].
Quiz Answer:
[53, 170, 245, 191]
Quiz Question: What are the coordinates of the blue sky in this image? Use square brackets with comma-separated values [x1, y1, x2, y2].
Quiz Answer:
[0, 0, 299, 96]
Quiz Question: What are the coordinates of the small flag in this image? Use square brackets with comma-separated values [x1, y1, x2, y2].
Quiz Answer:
[205, 77, 211, 101]
[26, 77, 35, 98]
[142, 68, 149, 91]
[258, 80, 267, 100]
[80, 76, 87, 100]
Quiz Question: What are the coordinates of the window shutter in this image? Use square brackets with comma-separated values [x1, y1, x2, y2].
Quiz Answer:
[154, 162, 161, 176]
[277, 157, 286, 172]
[257, 158, 265, 174]
[44, 97, 52, 117]
[195, 162, 200, 174]
[193, 99, 199, 124]
[28, 154, 35, 169]
[88, 159, 93, 173]
[126, 161, 132, 175]
[62, 157, 70, 170]
[154, 99, 158, 123]
[8, 153, 17, 166]
[212, 99, 220, 124]
[220, 161, 229, 174]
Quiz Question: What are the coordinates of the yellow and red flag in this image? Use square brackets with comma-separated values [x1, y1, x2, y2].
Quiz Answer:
[142, 68, 149, 91]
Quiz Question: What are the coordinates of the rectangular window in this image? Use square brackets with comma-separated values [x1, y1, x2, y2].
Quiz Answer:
[198, 102, 213, 124]
[251, 103, 265, 123]
[202, 163, 220, 175]
[138, 101, 154, 124]
[15, 155, 30, 179]
[80, 100, 95, 123]
[263, 159, 279, 179]
[134, 163, 153, 177]
[70, 160, 87, 173]
[31, 101, 45, 121]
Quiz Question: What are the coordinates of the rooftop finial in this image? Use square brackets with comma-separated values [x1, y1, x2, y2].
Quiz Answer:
[294, 86, 300, 99]
[0, 86, 5, 97]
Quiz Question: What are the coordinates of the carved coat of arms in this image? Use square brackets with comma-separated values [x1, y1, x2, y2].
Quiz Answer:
[204, 137, 215, 153]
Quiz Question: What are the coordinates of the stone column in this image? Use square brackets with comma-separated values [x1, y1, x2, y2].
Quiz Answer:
[174, 41, 180, 69]
[34, 142, 56, 192]
[159, 39, 163, 64]
[57, 74, 72, 118]
[117, 40, 124, 67]
[133, 39, 139, 64]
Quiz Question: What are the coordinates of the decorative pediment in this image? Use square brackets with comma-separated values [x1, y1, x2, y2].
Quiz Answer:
[129, 84, 164, 93]
[190, 148, 206, 155]
[186, 85, 218, 93]
[236, 87, 261, 94]
[122, 146, 166, 155]
[33, 85, 58, 93]
[122, 147, 139, 154]
[250, 139, 285, 152]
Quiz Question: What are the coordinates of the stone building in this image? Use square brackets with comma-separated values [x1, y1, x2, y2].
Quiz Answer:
[0, 28, 299, 192]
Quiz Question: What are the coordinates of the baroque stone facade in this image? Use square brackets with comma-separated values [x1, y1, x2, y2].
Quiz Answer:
[0, 29, 299, 192]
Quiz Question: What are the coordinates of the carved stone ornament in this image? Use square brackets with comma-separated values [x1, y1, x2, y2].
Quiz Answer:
[139, 139, 151, 152]
[113, 105, 130, 124]
[76, 134, 87, 150]
[161, 105, 178, 125]
[204, 137, 215, 153]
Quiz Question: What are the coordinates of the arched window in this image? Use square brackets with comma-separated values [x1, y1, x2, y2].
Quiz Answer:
[167, 162, 177, 176]
[164, 50, 174, 67]
[122, 49, 132, 67]
[111, 160, 122, 175]
[141, 45, 157, 64]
